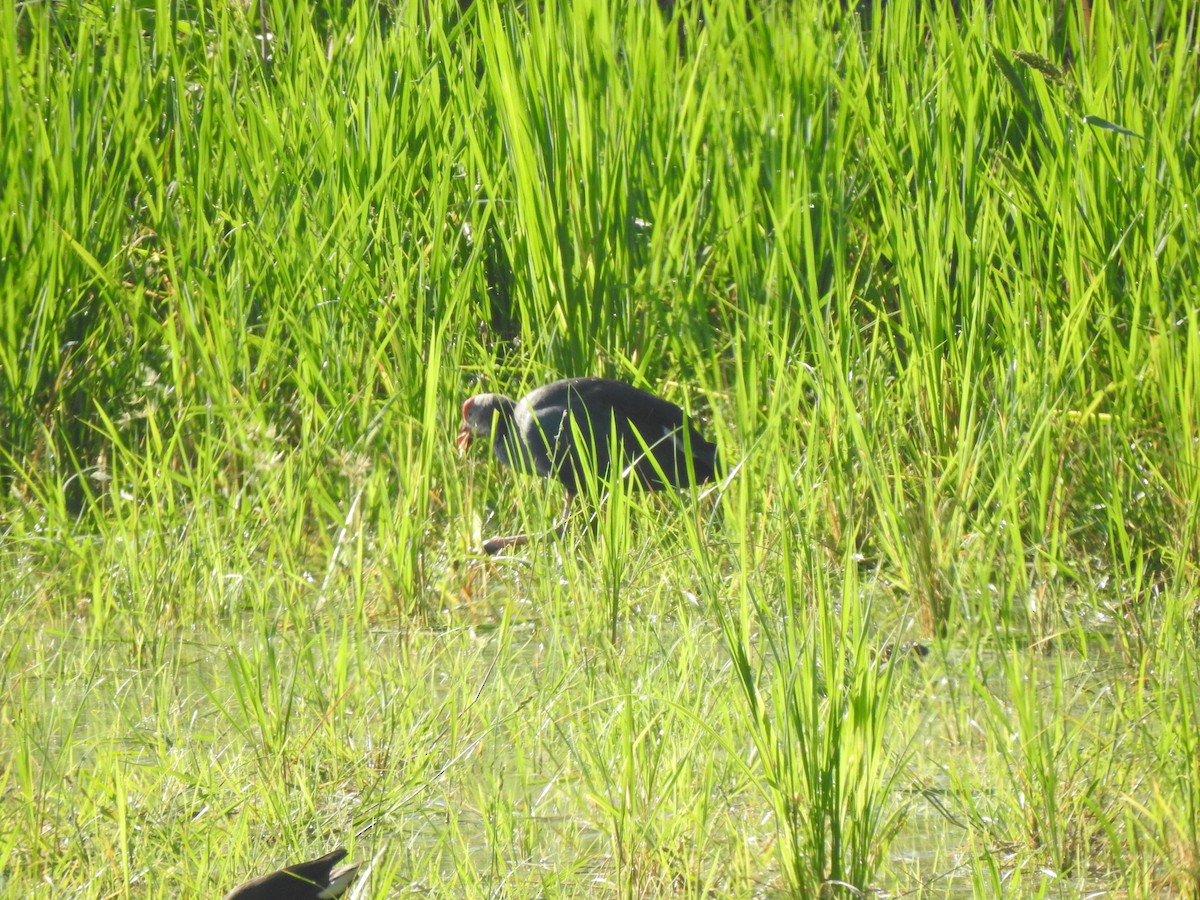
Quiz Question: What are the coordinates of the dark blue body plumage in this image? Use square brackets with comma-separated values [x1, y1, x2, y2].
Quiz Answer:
[459, 377, 719, 496]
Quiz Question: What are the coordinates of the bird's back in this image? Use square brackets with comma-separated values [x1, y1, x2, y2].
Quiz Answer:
[513, 378, 718, 494]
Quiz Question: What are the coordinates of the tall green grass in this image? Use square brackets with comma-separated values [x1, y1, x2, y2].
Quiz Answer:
[2, 0, 1198, 895]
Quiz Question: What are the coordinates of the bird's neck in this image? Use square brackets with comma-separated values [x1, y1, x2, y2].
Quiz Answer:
[490, 397, 522, 470]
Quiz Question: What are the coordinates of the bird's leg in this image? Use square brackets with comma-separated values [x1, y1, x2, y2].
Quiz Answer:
[482, 494, 575, 555]
[482, 532, 530, 555]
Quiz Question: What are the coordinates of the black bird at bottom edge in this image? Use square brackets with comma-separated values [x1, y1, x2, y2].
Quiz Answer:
[223, 848, 359, 900]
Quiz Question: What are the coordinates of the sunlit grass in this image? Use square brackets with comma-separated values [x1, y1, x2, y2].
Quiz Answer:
[2, 0, 1198, 896]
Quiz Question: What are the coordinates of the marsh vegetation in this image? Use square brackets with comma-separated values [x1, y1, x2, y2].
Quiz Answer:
[2, 0, 1198, 895]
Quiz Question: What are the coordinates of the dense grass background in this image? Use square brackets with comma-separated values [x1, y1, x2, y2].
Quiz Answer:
[2, 0, 1198, 895]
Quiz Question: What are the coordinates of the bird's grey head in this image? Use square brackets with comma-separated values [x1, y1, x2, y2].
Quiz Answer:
[457, 393, 514, 455]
